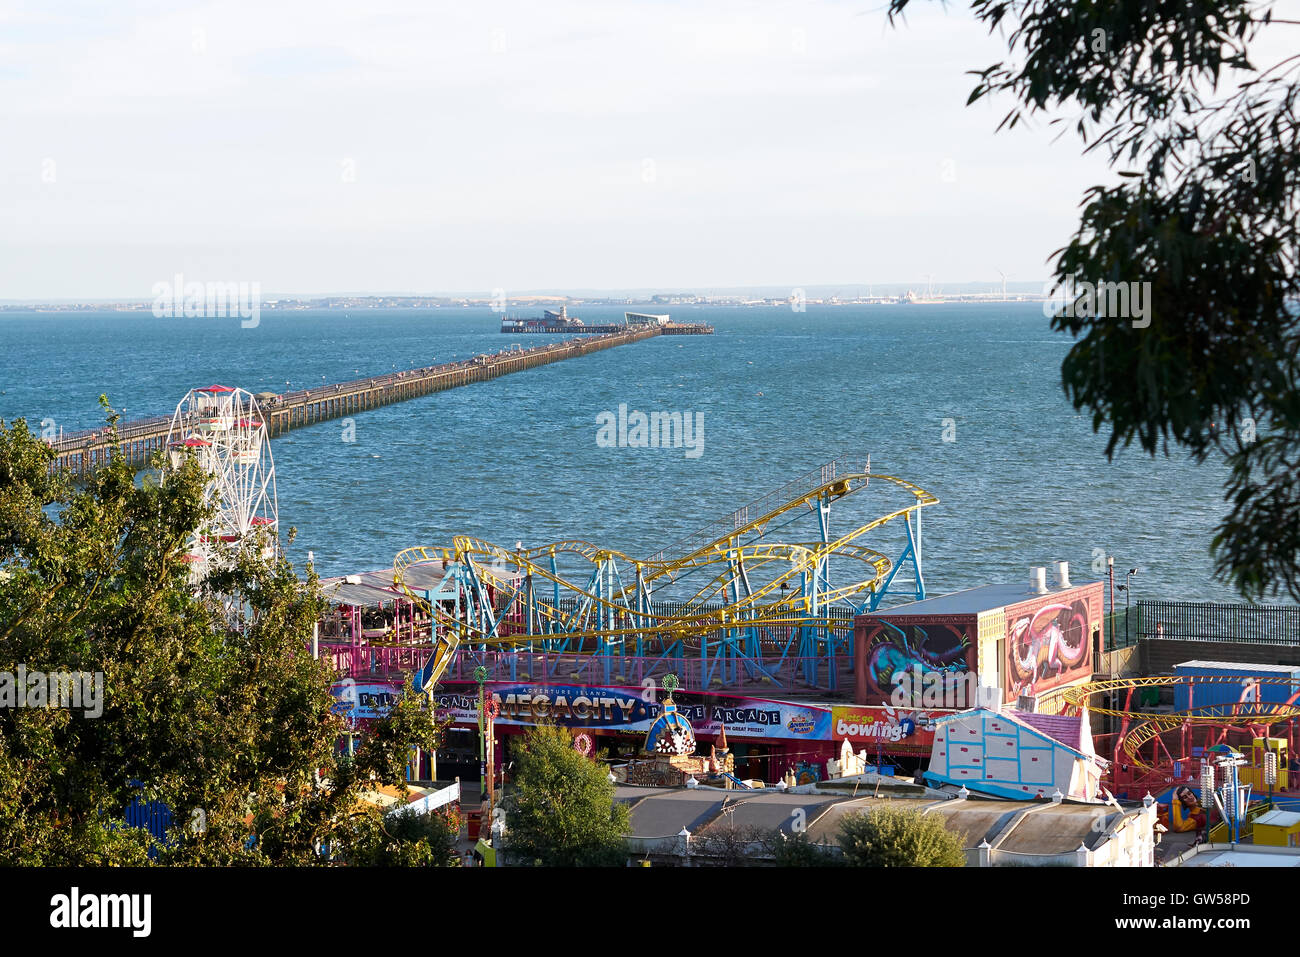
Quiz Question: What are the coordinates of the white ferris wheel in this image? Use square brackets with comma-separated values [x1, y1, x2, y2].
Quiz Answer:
[164, 385, 279, 578]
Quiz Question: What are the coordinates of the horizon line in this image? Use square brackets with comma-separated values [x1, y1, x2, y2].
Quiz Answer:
[0, 279, 1053, 307]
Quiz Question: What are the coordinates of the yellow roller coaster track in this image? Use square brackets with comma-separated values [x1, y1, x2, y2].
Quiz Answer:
[390, 471, 937, 686]
[1056, 674, 1300, 771]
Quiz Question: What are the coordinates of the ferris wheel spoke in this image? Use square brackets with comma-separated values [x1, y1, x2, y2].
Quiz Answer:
[164, 385, 279, 591]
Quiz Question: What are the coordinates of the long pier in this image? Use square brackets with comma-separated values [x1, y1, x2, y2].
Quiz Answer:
[48, 321, 711, 476]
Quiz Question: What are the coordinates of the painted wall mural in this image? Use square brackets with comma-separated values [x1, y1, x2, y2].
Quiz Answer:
[854, 616, 977, 707]
[1004, 596, 1092, 702]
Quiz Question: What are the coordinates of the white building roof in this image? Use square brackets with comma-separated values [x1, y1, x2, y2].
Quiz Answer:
[869, 580, 1098, 618]
[1173, 661, 1300, 674]
[1256, 810, 1300, 828]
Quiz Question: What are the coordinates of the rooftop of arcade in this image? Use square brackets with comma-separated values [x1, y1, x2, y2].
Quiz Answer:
[611, 781, 1148, 859]
[862, 581, 1103, 620]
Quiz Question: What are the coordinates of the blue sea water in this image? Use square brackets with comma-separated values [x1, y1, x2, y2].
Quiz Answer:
[0, 302, 1257, 604]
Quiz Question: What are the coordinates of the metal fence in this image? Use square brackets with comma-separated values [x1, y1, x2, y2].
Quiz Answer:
[1102, 608, 1139, 650]
[983, 847, 1079, 867]
[1135, 600, 1300, 646]
[320, 642, 861, 696]
[439, 651, 858, 696]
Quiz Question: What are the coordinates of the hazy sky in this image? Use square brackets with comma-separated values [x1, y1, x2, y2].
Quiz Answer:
[1, 1, 1292, 299]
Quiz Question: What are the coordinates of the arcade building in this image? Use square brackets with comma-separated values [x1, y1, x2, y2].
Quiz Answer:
[322, 562, 1105, 787]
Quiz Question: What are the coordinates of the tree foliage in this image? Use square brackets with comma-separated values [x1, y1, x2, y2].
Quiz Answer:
[890, 0, 1300, 600]
[765, 831, 846, 867]
[0, 412, 442, 864]
[502, 723, 630, 866]
[676, 822, 845, 867]
[837, 805, 966, 867]
[339, 807, 460, 866]
[690, 822, 767, 867]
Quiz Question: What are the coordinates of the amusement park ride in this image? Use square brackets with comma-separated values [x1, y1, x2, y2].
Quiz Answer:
[155, 386, 1300, 838]
[1055, 674, 1299, 807]
[157, 389, 1300, 827]
[163, 385, 279, 582]
[392, 454, 938, 697]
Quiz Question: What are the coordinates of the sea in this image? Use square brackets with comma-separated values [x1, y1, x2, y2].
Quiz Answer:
[0, 302, 1263, 605]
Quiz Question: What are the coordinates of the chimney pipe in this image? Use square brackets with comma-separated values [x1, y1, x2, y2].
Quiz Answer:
[1031, 567, 1048, 595]
[1056, 561, 1071, 589]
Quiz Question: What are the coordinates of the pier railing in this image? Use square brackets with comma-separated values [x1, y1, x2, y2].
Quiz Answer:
[46, 324, 668, 477]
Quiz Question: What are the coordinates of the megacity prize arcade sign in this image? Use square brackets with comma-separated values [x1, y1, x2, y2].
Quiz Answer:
[329, 680, 834, 740]
[423, 682, 834, 741]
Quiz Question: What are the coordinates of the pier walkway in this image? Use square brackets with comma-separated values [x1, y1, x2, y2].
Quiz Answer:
[49, 322, 702, 476]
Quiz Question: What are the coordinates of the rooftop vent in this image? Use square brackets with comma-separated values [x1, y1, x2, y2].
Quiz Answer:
[1031, 566, 1048, 595]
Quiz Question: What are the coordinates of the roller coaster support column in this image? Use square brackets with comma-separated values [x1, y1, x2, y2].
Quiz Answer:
[816, 488, 833, 618]
[815, 487, 847, 690]
[601, 554, 619, 684]
[1114, 684, 1137, 780]
[727, 547, 761, 667]
[550, 553, 560, 621]
[634, 565, 648, 658]
[865, 511, 926, 612]
[462, 560, 501, 653]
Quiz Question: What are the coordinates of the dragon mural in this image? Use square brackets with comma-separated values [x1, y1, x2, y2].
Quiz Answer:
[1006, 598, 1090, 700]
[862, 619, 974, 706]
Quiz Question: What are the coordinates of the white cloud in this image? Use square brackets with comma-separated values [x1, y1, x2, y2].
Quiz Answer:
[0, 0, 1142, 296]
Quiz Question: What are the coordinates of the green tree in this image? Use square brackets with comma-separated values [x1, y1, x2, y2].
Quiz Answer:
[837, 805, 966, 867]
[340, 806, 460, 866]
[691, 822, 766, 867]
[0, 411, 442, 864]
[890, 0, 1300, 600]
[502, 724, 630, 866]
[765, 831, 846, 867]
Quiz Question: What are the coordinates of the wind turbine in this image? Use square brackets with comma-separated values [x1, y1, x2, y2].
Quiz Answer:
[997, 270, 1009, 300]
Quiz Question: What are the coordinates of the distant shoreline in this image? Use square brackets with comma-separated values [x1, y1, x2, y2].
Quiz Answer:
[0, 295, 1049, 313]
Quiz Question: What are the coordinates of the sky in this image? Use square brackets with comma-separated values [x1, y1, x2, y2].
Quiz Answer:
[0, 0, 1294, 299]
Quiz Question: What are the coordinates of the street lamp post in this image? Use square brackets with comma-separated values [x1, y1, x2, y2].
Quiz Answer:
[1107, 557, 1114, 650]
